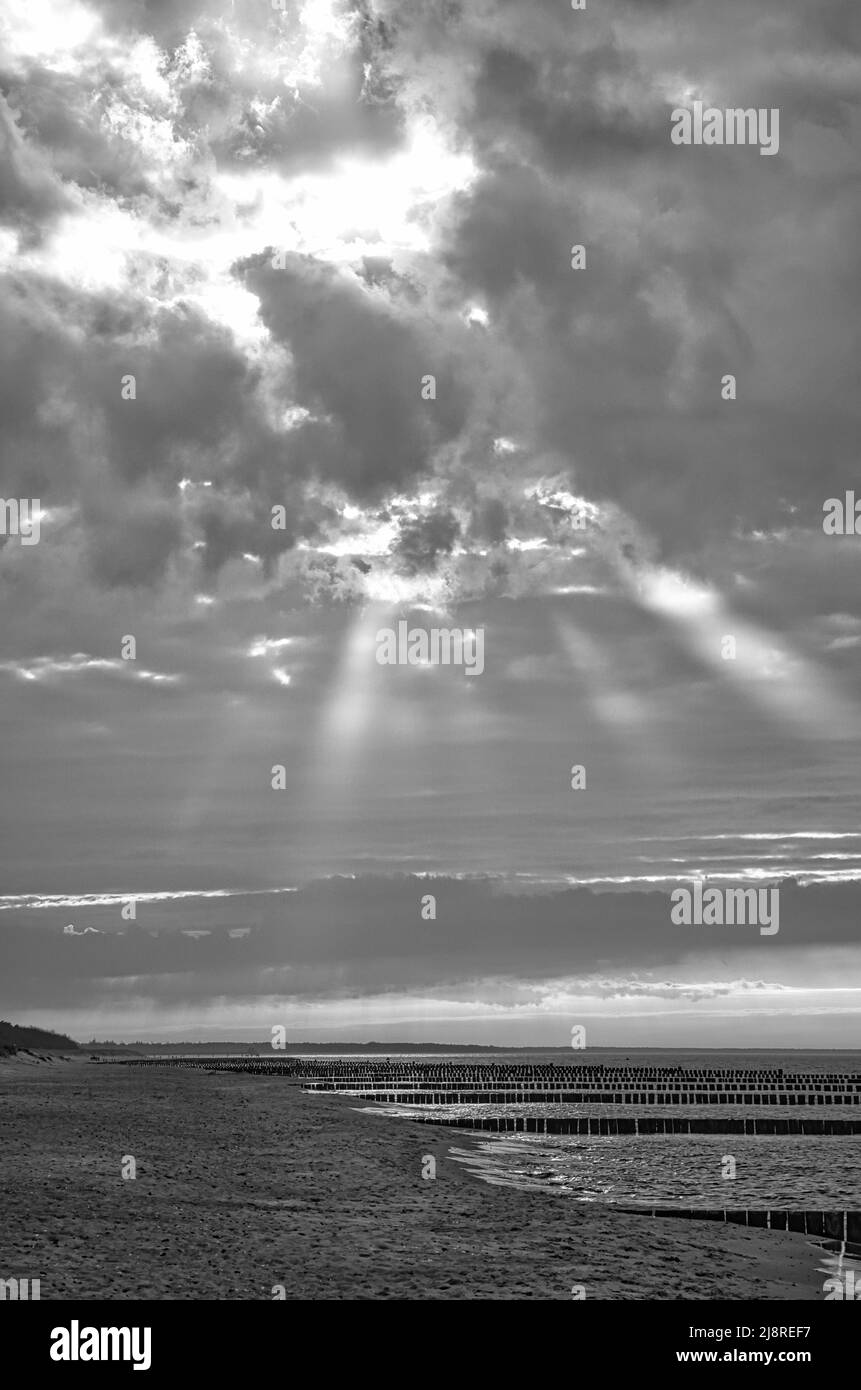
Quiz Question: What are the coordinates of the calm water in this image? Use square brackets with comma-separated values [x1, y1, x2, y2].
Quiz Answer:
[362, 1096, 861, 1205]
[353, 1048, 861, 1207]
[442, 1133, 861, 1207]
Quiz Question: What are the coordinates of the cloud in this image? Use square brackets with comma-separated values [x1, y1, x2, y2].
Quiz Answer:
[1, 0, 860, 1042]
[240, 251, 470, 499]
[0, 652, 180, 683]
[0, 94, 70, 237]
[2, 875, 861, 1015]
[11, 0, 856, 604]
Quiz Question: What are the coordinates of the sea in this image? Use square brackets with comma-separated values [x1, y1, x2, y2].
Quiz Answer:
[349, 1048, 861, 1210]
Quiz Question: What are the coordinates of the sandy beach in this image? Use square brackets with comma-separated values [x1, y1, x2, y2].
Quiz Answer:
[0, 1056, 827, 1300]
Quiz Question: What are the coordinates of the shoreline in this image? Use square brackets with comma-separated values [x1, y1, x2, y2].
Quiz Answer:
[0, 1058, 833, 1299]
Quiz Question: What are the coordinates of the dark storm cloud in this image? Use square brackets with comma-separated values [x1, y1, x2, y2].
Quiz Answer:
[0, 279, 236, 495]
[0, 275, 314, 585]
[90, 306, 259, 485]
[84, 487, 184, 588]
[468, 496, 508, 546]
[393, 507, 460, 574]
[0, 875, 857, 1011]
[442, 162, 574, 307]
[468, 43, 664, 174]
[0, 95, 70, 237]
[241, 252, 470, 499]
[375, 0, 861, 565]
[3, 66, 161, 202]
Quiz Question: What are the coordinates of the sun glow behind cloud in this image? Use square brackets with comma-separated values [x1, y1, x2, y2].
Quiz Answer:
[1, 0, 478, 344]
[214, 119, 478, 264]
[0, 0, 101, 68]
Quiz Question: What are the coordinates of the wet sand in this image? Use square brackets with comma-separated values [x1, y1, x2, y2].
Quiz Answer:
[0, 1057, 824, 1300]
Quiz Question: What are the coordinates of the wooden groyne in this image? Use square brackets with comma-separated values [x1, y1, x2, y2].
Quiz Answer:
[306, 1079, 860, 1093]
[616, 1207, 861, 1245]
[313, 1088, 860, 1105]
[107, 1058, 861, 1131]
[290, 1062, 861, 1085]
[406, 1112, 861, 1136]
[108, 1058, 861, 1095]
[110, 1058, 861, 1107]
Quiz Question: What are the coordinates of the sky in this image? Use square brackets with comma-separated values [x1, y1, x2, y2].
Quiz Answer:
[1, 0, 860, 1045]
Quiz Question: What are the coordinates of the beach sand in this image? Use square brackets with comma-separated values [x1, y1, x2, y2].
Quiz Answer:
[0, 1057, 824, 1300]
